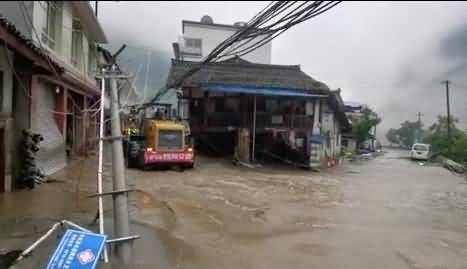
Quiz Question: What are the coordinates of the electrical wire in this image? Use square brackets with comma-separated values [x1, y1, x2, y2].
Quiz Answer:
[152, 1, 341, 102]
[223, 2, 341, 58]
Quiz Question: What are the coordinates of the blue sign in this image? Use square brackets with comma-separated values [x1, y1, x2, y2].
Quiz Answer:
[46, 229, 107, 269]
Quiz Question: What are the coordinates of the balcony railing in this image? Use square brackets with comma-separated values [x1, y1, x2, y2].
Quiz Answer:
[191, 112, 313, 130]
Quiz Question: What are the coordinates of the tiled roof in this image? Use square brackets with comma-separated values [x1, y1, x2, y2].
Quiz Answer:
[0, 14, 62, 70]
[166, 56, 330, 94]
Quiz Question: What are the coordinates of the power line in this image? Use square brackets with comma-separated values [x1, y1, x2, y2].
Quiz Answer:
[150, 1, 342, 104]
[441, 80, 452, 155]
[223, 2, 341, 58]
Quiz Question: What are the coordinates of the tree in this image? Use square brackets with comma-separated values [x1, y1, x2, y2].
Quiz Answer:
[423, 115, 462, 156]
[351, 108, 381, 149]
[451, 135, 467, 163]
[386, 128, 399, 146]
[396, 120, 422, 148]
[427, 115, 459, 134]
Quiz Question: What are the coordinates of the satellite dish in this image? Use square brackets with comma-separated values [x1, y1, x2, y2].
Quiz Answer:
[201, 15, 213, 24]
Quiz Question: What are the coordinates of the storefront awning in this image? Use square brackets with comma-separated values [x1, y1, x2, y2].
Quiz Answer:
[206, 83, 327, 98]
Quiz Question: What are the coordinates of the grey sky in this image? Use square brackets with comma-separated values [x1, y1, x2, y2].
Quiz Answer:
[95, 1, 467, 137]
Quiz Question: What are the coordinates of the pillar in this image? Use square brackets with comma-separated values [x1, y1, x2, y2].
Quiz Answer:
[309, 98, 322, 169]
[83, 96, 88, 155]
[63, 88, 68, 144]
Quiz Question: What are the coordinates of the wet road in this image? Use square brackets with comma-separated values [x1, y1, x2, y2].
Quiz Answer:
[2, 149, 467, 269]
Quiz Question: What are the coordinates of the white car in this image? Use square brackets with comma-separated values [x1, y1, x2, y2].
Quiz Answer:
[410, 143, 430, 161]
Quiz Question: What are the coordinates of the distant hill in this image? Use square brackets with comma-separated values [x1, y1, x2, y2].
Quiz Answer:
[103, 44, 175, 106]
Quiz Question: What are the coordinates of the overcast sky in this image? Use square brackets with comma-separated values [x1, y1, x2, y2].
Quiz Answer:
[95, 1, 467, 137]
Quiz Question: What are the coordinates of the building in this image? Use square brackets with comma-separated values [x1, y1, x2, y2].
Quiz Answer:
[0, 2, 107, 191]
[341, 101, 377, 152]
[167, 57, 350, 169]
[175, 15, 271, 64]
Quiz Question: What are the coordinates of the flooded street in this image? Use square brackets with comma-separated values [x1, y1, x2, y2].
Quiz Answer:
[2, 149, 467, 268]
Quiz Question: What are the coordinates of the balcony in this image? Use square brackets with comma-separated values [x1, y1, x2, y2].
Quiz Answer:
[255, 113, 313, 129]
[190, 112, 313, 132]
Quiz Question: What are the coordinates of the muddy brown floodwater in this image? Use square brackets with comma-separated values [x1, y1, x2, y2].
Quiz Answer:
[2, 149, 467, 269]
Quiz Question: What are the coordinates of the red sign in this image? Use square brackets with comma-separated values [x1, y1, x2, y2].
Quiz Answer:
[145, 152, 193, 163]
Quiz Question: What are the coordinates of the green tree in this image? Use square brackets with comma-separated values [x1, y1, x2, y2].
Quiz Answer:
[351, 108, 381, 148]
[396, 120, 422, 148]
[423, 115, 464, 157]
[386, 128, 399, 146]
[451, 135, 467, 163]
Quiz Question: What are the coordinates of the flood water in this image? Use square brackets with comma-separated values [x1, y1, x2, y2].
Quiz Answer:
[2, 149, 467, 268]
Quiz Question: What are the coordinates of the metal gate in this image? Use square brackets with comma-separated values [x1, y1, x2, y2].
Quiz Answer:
[34, 84, 66, 175]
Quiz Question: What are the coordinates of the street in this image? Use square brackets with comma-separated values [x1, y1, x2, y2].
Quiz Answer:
[2, 149, 467, 269]
[1, 2, 467, 269]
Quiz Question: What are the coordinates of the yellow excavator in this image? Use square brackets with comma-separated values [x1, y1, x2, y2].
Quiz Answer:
[123, 102, 194, 170]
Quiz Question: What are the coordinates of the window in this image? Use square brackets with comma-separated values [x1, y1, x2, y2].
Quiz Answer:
[413, 144, 429, 151]
[40, 1, 61, 50]
[183, 38, 202, 57]
[88, 44, 97, 78]
[71, 18, 83, 70]
[158, 130, 183, 150]
[185, 38, 201, 49]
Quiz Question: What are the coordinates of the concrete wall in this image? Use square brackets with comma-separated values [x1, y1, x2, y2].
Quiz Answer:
[60, 2, 73, 64]
[321, 101, 342, 165]
[308, 99, 344, 168]
[0, 44, 14, 115]
[0, 2, 97, 79]
[183, 23, 272, 64]
[0, 44, 14, 191]
[31, 2, 97, 81]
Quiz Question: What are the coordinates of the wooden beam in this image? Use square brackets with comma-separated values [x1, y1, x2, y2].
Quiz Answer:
[35, 75, 92, 97]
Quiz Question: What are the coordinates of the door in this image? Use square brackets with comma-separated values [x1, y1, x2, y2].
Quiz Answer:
[0, 128, 5, 192]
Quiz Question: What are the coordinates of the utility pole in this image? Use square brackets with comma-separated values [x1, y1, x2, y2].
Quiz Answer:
[109, 64, 132, 263]
[95, 1, 98, 17]
[252, 95, 256, 162]
[442, 80, 451, 155]
[97, 69, 109, 262]
[372, 125, 376, 151]
[416, 112, 423, 142]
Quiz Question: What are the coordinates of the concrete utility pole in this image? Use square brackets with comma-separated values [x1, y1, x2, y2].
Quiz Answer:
[95, 1, 98, 17]
[252, 95, 256, 162]
[442, 80, 451, 155]
[109, 65, 132, 263]
[373, 125, 376, 151]
[416, 112, 423, 142]
[97, 69, 109, 262]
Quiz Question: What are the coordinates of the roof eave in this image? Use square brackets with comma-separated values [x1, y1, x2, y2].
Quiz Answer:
[71, 2, 107, 43]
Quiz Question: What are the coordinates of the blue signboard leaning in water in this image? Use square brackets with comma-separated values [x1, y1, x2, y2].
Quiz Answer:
[45, 229, 107, 269]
